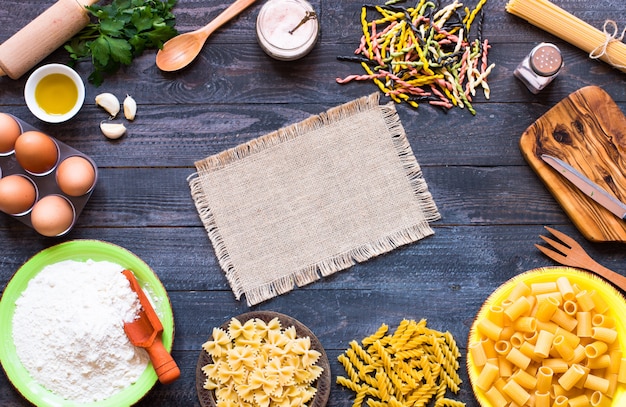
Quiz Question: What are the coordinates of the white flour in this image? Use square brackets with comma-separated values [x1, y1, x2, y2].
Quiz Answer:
[12, 259, 150, 403]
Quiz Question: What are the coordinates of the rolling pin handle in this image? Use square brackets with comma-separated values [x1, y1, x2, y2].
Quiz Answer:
[0, 0, 96, 80]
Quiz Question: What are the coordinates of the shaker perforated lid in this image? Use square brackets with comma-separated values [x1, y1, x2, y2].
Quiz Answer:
[530, 43, 563, 76]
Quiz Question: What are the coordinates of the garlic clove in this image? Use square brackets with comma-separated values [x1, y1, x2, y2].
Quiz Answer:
[95, 93, 120, 118]
[100, 121, 126, 139]
[123, 94, 137, 121]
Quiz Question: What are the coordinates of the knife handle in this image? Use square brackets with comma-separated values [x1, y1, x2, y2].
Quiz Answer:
[146, 337, 181, 385]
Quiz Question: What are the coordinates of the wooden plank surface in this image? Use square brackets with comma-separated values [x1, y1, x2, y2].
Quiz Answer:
[520, 86, 626, 242]
[1, 0, 626, 406]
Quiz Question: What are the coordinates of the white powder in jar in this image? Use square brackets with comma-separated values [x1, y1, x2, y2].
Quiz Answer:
[12, 259, 150, 403]
[256, 0, 319, 61]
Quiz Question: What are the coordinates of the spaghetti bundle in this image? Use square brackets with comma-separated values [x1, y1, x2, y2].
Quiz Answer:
[506, 0, 626, 73]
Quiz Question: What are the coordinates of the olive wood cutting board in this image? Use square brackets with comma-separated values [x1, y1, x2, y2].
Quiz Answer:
[520, 86, 626, 242]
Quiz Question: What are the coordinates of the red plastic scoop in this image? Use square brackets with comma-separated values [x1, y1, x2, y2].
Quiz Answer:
[122, 269, 180, 384]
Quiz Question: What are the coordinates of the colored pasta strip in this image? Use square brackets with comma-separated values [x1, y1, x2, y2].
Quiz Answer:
[337, 0, 494, 114]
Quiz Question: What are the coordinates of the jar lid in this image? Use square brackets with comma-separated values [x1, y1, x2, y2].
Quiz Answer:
[256, 0, 319, 61]
[530, 43, 563, 77]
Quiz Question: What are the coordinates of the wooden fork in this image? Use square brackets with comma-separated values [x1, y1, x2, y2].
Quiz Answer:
[536, 226, 626, 292]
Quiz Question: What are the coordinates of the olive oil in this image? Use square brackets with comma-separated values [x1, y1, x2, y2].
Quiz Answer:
[34, 73, 78, 116]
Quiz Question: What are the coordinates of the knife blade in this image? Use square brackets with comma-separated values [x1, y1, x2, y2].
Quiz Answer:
[541, 154, 626, 220]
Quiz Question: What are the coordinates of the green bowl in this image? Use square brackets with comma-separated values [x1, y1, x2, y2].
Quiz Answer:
[0, 240, 175, 407]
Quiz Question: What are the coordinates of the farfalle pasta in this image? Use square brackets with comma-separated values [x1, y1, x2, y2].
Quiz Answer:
[201, 316, 323, 407]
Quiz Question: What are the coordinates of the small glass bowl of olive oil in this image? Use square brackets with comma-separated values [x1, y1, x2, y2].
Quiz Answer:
[24, 64, 85, 123]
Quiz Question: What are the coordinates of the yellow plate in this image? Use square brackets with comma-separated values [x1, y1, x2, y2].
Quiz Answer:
[467, 266, 626, 406]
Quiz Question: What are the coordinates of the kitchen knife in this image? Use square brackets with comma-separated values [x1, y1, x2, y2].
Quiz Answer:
[541, 154, 626, 220]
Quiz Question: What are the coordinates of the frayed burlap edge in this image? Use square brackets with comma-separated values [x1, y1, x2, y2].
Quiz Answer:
[188, 93, 441, 306]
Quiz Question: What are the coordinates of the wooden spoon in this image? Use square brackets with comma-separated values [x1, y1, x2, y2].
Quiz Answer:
[122, 269, 180, 385]
[156, 0, 257, 71]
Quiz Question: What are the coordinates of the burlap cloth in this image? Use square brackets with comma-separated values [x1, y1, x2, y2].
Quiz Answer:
[188, 93, 441, 305]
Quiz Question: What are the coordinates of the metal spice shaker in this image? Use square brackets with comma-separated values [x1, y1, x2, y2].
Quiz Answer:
[0, 0, 98, 80]
[514, 43, 563, 94]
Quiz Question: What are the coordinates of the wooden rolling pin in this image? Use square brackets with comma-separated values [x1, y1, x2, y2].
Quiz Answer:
[0, 0, 98, 79]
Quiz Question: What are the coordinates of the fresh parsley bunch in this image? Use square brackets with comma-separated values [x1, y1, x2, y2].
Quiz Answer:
[65, 0, 178, 86]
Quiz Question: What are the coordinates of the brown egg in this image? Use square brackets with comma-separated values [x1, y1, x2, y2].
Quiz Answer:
[56, 156, 96, 196]
[0, 113, 21, 154]
[30, 195, 75, 237]
[0, 175, 37, 215]
[14, 131, 59, 174]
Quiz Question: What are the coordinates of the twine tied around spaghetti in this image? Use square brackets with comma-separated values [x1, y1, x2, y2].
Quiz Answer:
[589, 20, 626, 69]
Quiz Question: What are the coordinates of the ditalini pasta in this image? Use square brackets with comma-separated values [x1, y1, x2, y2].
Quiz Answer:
[470, 275, 626, 406]
[201, 316, 323, 407]
[336, 319, 464, 407]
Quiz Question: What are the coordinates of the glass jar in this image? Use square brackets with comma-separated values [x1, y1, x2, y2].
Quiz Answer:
[514, 43, 563, 94]
[256, 0, 319, 61]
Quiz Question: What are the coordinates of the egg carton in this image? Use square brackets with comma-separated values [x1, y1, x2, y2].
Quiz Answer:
[0, 115, 97, 236]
